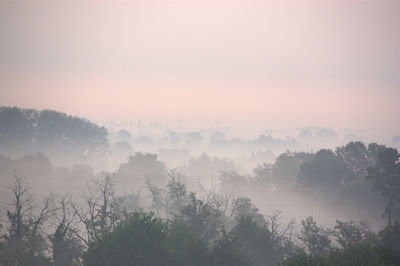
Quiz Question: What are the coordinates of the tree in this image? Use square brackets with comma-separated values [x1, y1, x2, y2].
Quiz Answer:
[231, 197, 266, 227]
[83, 210, 211, 266]
[116, 152, 169, 187]
[49, 196, 83, 266]
[266, 209, 296, 255]
[336, 141, 371, 178]
[230, 215, 277, 266]
[2, 175, 56, 266]
[146, 179, 169, 217]
[211, 230, 251, 266]
[179, 192, 223, 244]
[333, 219, 376, 249]
[0, 106, 108, 156]
[271, 151, 313, 187]
[298, 217, 331, 257]
[366, 147, 400, 226]
[167, 170, 188, 217]
[297, 149, 354, 190]
[73, 176, 125, 245]
[282, 223, 400, 266]
[83, 211, 168, 266]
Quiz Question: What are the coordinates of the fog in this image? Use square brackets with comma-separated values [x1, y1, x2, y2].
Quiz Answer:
[0, 107, 397, 229]
[0, 0, 399, 265]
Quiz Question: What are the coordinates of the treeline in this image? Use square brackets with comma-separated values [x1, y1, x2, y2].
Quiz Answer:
[0, 173, 399, 265]
[0, 141, 399, 265]
[221, 141, 400, 226]
[0, 106, 108, 156]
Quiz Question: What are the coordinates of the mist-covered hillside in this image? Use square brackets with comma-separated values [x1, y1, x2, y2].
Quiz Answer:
[0, 106, 399, 265]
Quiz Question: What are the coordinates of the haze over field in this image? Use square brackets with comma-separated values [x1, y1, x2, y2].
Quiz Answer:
[0, 1, 399, 265]
[1, 0, 399, 136]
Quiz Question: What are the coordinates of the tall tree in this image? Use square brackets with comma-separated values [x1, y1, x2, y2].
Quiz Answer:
[298, 217, 332, 257]
[366, 147, 400, 226]
[2, 175, 56, 266]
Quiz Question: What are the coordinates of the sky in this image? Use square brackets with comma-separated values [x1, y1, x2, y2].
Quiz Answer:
[0, 0, 399, 136]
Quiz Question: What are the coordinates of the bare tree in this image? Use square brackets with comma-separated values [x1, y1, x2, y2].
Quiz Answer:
[266, 209, 295, 244]
[49, 195, 82, 266]
[73, 176, 124, 245]
[3, 174, 57, 266]
[146, 179, 168, 217]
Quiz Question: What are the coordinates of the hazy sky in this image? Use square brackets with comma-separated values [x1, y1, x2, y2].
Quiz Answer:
[0, 0, 399, 135]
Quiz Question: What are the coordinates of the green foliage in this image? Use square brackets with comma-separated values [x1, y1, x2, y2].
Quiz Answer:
[282, 222, 400, 266]
[366, 147, 400, 225]
[298, 217, 332, 256]
[165, 220, 211, 266]
[1, 176, 54, 266]
[84, 211, 169, 266]
[230, 215, 277, 266]
[231, 197, 266, 227]
[167, 171, 188, 217]
[298, 149, 354, 189]
[211, 230, 251, 266]
[272, 151, 313, 186]
[179, 192, 223, 244]
[0, 106, 108, 152]
[116, 152, 169, 187]
[333, 219, 376, 248]
[281, 243, 400, 266]
[83, 210, 211, 266]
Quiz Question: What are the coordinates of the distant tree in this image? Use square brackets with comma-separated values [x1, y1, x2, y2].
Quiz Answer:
[366, 147, 400, 226]
[219, 171, 249, 193]
[146, 179, 168, 217]
[167, 170, 188, 217]
[116, 152, 169, 186]
[336, 141, 371, 177]
[231, 197, 266, 227]
[252, 163, 273, 186]
[333, 220, 376, 248]
[297, 149, 354, 190]
[180, 154, 236, 182]
[115, 129, 132, 142]
[271, 151, 313, 187]
[0, 106, 108, 155]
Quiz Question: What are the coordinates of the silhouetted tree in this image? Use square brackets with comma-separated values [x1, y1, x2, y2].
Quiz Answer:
[211, 230, 251, 266]
[0, 106, 108, 156]
[366, 147, 400, 226]
[49, 196, 82, 266]
[298, 149, 353, 190]
[179, 192, 223, 244]
[83, 211, 211, 266]
[298, 217, 332, 256]
[333, 219, 376, 249]
[73, 176, 125, 245]
[116, 152, 169, 186]
[230, 215, 277, 266]
[2, 175, 56, 266]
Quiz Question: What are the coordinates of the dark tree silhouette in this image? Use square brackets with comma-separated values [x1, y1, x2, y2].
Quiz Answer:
[366, 147, 400, 226]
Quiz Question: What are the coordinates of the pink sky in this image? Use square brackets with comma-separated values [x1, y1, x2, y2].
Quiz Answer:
[0, 0, 399, 135]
